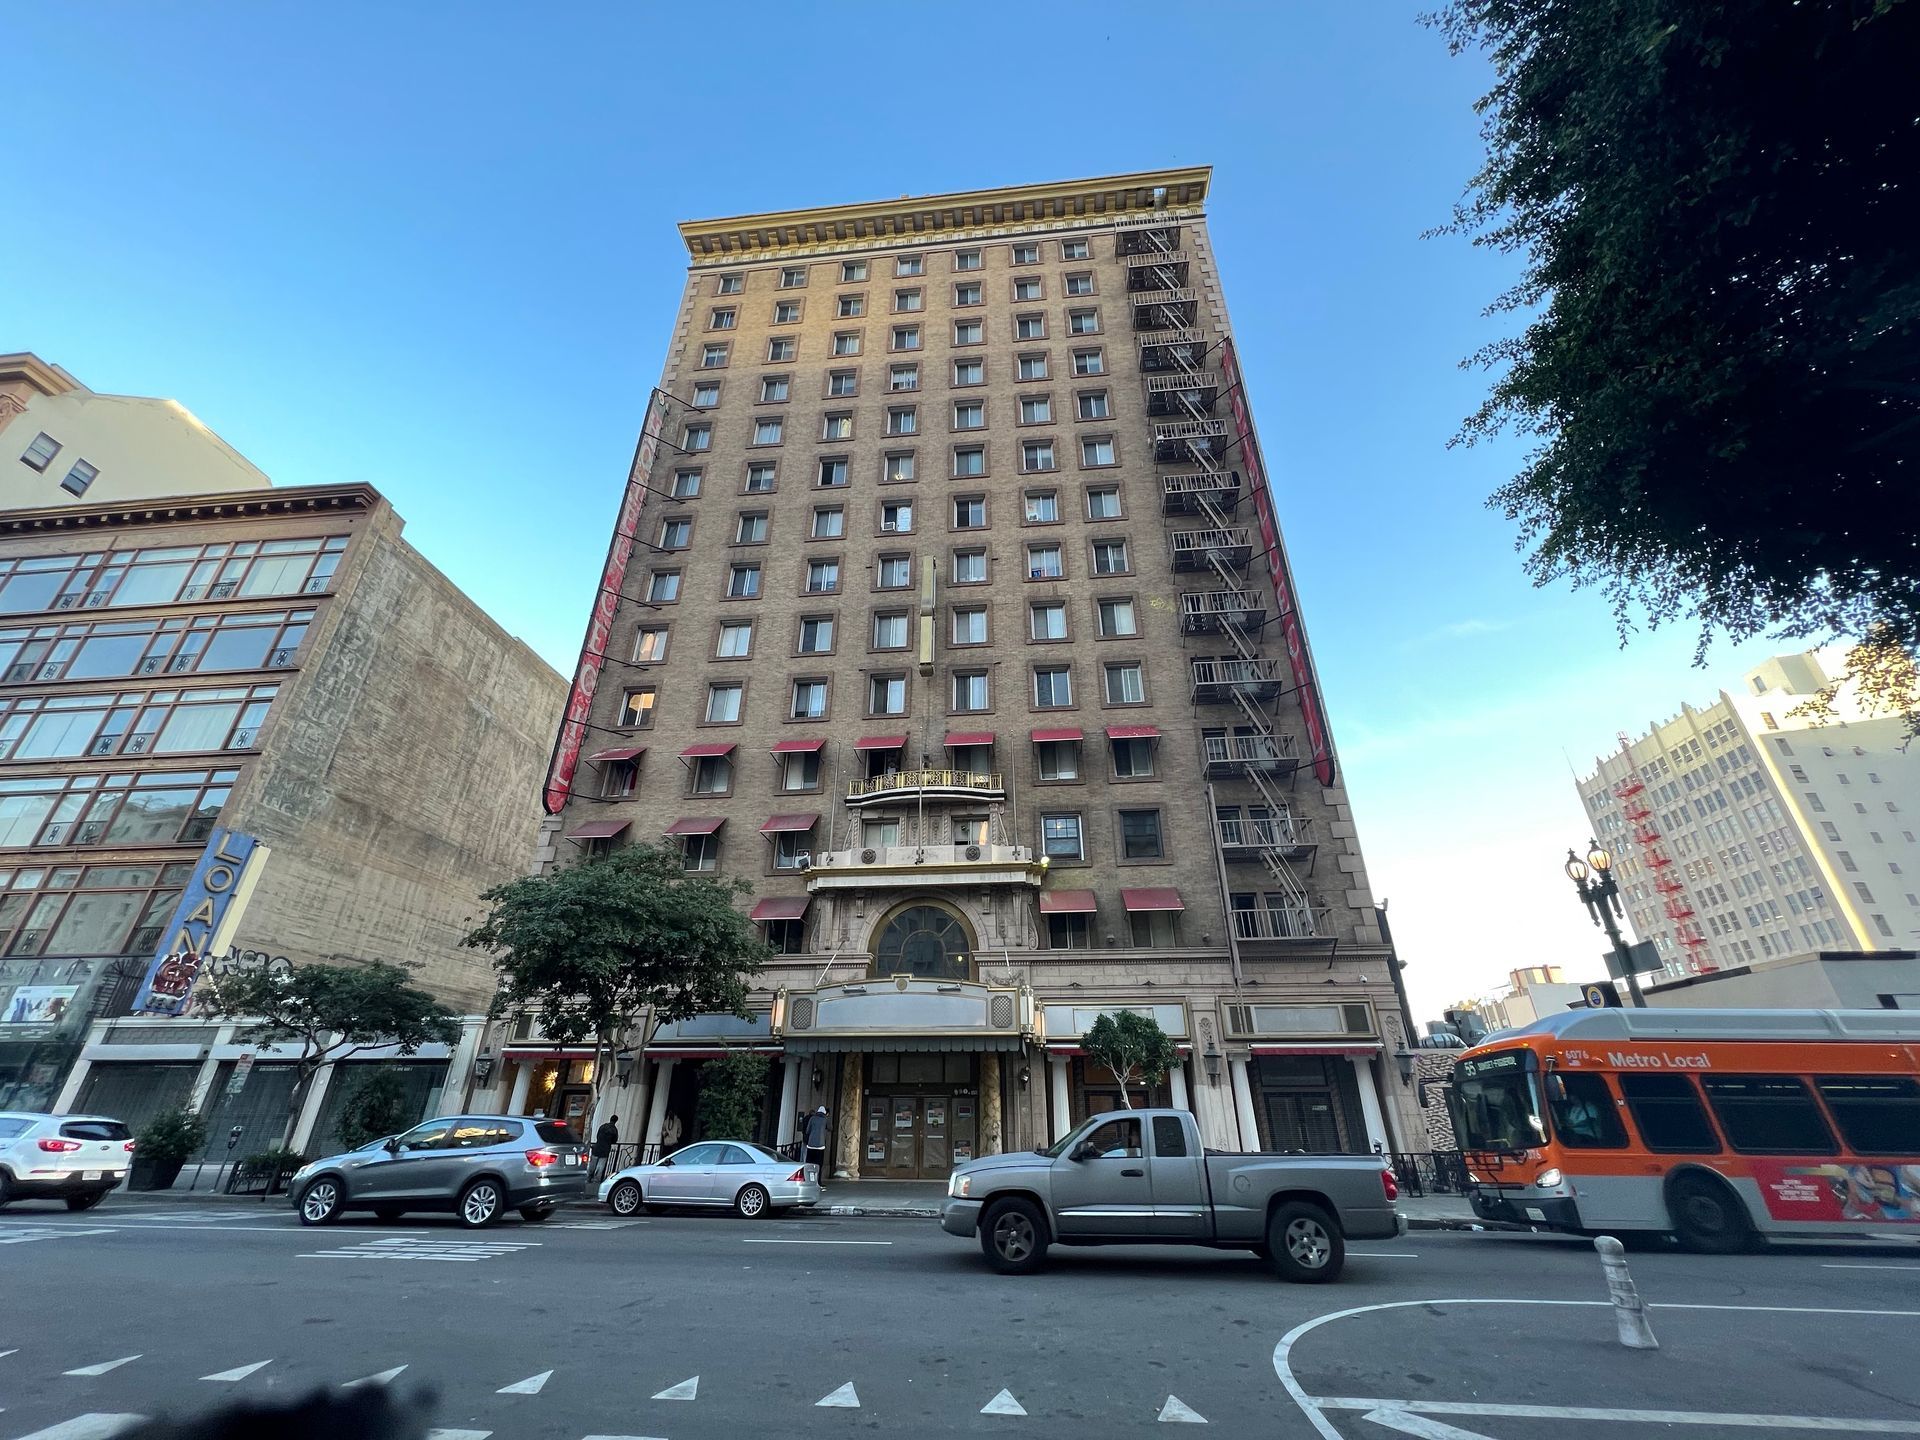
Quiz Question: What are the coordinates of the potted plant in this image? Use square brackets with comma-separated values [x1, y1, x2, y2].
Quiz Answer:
[129, 1108, 209, 1191]
[236, 1145, 306, 1195]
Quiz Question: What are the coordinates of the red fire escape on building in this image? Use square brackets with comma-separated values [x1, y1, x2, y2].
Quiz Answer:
[1610, 732, 1714, 973]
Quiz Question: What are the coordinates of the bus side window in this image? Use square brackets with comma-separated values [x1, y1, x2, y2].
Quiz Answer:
[1701, 1075, 1838, 1155]
[1815, 1076, 1920, 1155]
[1618, 1074, 1721, 1154]
[1545, 1072, 1626, 1148]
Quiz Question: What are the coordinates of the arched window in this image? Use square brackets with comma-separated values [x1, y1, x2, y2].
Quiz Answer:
[870, 904, 973, 981]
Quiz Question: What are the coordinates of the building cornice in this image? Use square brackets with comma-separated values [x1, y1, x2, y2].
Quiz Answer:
[0, 352, 83, 399]
[0, 483, 385, 537]
[678, 167, 1212, 263]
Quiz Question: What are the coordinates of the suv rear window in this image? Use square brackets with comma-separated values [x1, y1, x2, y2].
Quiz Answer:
[61, 1120, 132, 1142]
[535, 1121, 579, 1146]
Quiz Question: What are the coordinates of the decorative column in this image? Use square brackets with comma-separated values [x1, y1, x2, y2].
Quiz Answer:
[1228, 1056, 1260, 1151]
[775, 1056, 801, 1147]
[1169, 1058, 1190, 1113]
[980, 1054, 1003, 1156]
[1048, 1053, 1072, 1140]
[506, 1060, 534, 1116]
[1350, 1055, 1391, 1153]
[643, 1059, 675, 1151]
[832, 1053, 863, 1179]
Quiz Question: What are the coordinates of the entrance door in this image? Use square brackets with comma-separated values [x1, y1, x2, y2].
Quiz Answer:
[887, 1096, 919, 1173]
[865, 1093, 973, 1178]
[1263, 1092, 1342, 1153]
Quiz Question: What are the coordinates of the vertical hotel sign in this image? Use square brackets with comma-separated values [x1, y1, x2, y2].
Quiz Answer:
[1217, 337, 1336, 787]
[543, 390, 673, 814]
[133, 827, 269, 1016]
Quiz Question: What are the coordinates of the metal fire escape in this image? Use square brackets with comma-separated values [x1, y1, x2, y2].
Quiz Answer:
[1122, 214, 1321, 944]
[1610, 732, 1712, 973]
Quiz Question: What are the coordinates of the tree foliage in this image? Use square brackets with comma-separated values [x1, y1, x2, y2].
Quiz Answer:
[335, 1068, 418, 1151]
[1435, 0, 1920, 694]
[1082, 1011, 1179, 1111]
[694, 1051, 771, 1144]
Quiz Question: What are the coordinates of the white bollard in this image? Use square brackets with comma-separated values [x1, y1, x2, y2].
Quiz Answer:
[1594, 1235, 1659, 1349]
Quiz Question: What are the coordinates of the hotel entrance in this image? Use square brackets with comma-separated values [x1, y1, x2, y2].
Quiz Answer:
[860, 1052, 977, 1178]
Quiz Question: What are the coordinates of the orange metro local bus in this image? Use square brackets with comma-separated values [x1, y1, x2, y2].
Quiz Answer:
[1450, 1008, 1920, 1251]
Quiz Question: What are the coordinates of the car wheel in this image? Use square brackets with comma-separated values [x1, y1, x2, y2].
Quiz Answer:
[734, 1183, 771, 1219]
[1668, 1173, 1755, 1254]
[373, 1205, 406, 1222]
[607, 1179, 644, 1217]
[66, 1191, 109, 1212]
[1267, 1201, 1344, 1283]
[458, 1179, 505, 1228]
[298, 1178, 345, 1226]
[519, 1204, 554, 1223]
[979, 1198, 1049, 1275]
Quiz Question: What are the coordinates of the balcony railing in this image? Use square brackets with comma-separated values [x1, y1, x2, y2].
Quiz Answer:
[1191, 656, 1286, 702]
[1161, 470, 1242, 514]
[1153, 418, 1228, 462]
[1115, 221, 1185, 253]
[1131, 288, 1199, 329]
[1137, 329, 1206, 373]
[1169, 527, 1252, 570]
[811, 842, 1036, 871]
[1202, 732, 1299, 774]
[1125, 251, 1191, 290]
[844, 769, 1006, 806]
[1180, 590, 1266, 633]
[1145, 372, 1221, 416]
[1216, 815, 1318, 858]
[1231, 905, 1333, 943]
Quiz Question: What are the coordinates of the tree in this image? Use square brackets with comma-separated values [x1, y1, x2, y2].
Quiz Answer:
[1434, 1, 1920, 731]
[694, 1051, 771, 1143]
[198, 960, 461, 1152]
[1082, 1011, 1179, 1111]
[462, 843, 767, 1133]
[334, 1068, 417, 1152]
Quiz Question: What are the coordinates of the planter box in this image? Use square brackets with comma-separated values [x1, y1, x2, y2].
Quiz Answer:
[127, 1156, 186, 1192]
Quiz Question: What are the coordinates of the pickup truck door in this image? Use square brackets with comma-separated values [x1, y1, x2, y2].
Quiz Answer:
[1049, 1114, 1152, 1237]
[1145, 1113, 1209, 1239]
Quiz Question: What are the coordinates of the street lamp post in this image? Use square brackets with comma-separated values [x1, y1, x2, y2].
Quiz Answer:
[1564, 842, 1647, 1008]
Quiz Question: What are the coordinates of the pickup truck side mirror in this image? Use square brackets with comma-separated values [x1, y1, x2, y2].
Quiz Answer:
[1068, 1140, 1096, 1163]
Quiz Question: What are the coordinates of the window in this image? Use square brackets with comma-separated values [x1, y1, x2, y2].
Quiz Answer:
[817, 458, 849, 488]
[752, 418, 783, 445]
[1022, 440, 1057, 473]
[790, 680, 829, 720]
[1097, 598, 1137, 637]
[1104, 662, 1145, 704]
[896, 254, 924, 276]
[682, 424, 712, 452]
[709, 307, 736, 330]
[869, 674, 907, 714]
[773, 300, 802, 323]
[883, 452, 915, 483]
[726, 564, 761, 598]
[1042, 813, 1083, 860]
[782, 750, 821, 791]
[647, 571, 681, 603]
[1024, 491, 1059, 524]
[1092, 539, 1130, 575]
[1016, 314, 1046, 340]
[779, 265, 808, 289]
[692, 386, 719, 411]
[953, 496, 987, 529]
[692, 753, 732, 793]
[1816, 1077, 1920, 1154]
[1036, 739, 1079, 781]
[736, 512, 770, 544]
[805, 560, 840, 594]
[658, 518, 692, 549]
[954, 249, 982, 271]
[1020, 396, 1053, 424]
[891, 326, 921, 351]
[1111, 737, 1154, 778]
[890, 364, 919, 391]
[618, 688, 656, 728]
[766, 337, 797, 361]
[1064, 273, 1095, 296]
[1033, 666, 1072, 707]
[877, 554, 912, 588]
[832, 332, 861, 356]
[872, 611, 908, 649]
[704, 683, 743, 723]
[1030, 601, 1067, 640]
[1081, 437, 1116, 467]
[1027, 543, 1063, 579]
[1012, 243, 1039, 264]
[880, 500, 914, 533]
[1072, 348, 1105, 376]
[1019, 354, 1049, 381]
[700, 344, 729, 368]
[758, 376, 789, 403]
[1013, 277, 1043, 301]
[894, 288, 923, 312]
[715, 622, 751, 658]
[1061, 238, 1090, 260]
[1131, 911, 1178, 949]
[716, 274, 744, 295]
[797, 616, 834, 654]
[1067, 309, 1100, 335]
[1076, 391, 1111, 420]
[1086, 486, 1121, 520]
[952, 319, 984, 345]
[951, 549, 987, 584]
[811, 506, 845, 539]
[1047, 913, 1091, 949]
[951, 607, 987, 645]
[745, 462, 777, 494]
[1530, 1072, 1627, 1150]
[822, 412, 853, 440]
[1701, 1075, 1837, 1154]
[952, 446, 986, 477]
[954, 282, 982, 306]
[953, 359, 984, 386]
[886, 406, 917, 436]
[841, 260, 868, 282]
[953, 401, 985, 430]
[1119, 809, 1163, 859]
[635, 627, 669, 663]
[952, 670, 990, 712]
[772, 832, 811, 871]
[682, 833, 719, 872]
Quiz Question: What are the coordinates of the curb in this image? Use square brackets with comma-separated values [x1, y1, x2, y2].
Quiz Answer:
[1406, 1216, 1540, 1233]
[824, 1203, 942, 1218]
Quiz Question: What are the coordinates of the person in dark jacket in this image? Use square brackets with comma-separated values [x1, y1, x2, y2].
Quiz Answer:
[591, 1115, 619, 1180]
[803, 1105, 829, 1185]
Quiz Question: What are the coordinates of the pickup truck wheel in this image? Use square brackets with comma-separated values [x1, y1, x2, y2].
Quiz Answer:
[1267, 1201, 1344, 1283]
[980, 1198, 1048, 1275]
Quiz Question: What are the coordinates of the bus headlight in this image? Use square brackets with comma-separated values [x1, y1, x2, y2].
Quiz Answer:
[1535, 1167, 1563, 1189]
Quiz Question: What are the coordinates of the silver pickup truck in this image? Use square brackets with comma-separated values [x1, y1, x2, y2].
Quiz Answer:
[940, 1107, 1403, 1282]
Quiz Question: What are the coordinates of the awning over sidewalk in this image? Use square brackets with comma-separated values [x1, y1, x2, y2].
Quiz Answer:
[1249, 1043, 1381, 1057]
[646, 1011, 776, 1058]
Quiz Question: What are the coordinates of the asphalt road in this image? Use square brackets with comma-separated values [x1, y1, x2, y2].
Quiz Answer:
[1, 1197, 1918, 1439]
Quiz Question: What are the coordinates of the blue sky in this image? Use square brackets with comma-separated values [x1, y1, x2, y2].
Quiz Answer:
[5, 3, 1785, 1020]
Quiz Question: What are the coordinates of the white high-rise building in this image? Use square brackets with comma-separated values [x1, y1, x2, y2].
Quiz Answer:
[1577, 649, 1920, 977]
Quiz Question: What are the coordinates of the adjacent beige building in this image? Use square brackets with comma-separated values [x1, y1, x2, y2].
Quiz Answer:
[484, 169, 1424, 1169]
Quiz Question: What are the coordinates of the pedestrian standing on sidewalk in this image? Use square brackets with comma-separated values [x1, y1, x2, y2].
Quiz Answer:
[591, 1115, 619, 1181]
[804, 1104, 829, 1186]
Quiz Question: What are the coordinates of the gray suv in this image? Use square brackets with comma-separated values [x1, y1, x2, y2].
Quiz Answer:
[291, 1114, 589, 1227]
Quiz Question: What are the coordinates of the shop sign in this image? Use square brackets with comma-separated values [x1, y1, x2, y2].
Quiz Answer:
[132, 828, 270, 1017]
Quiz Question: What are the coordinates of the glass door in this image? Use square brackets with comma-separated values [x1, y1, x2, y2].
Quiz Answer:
[922, 1096, 949, 1171]
[887, 1095, 919, 1172]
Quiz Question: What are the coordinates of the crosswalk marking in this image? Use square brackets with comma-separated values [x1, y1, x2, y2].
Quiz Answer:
[497, 1369, 553, 1395]
[1159, 1394, 1208, 1424]
[63, 1356, 142, 1378]
[982, 1388, 1028, 1416]
[816, 1380, 860, 1408]
[548, 1219, 647, 1230]
[651, 1375, 699, 1400]
[340, 1365, 408, 1388]
[301, 1238, 542, 1263]
[0, 1227, 116, 1245]
[201, 1359, 274, 1382]
[11, 1415, 145, 1440]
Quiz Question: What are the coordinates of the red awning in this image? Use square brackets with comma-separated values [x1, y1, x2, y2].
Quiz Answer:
[944, 731, 994, 748]
[1037, 890, 1098, 914]
[771, 738, 826, 754]
[1250, 1043, 1381, 1057]
[1030, 727, 1084, 743]
[586, 745, 646, 762]
[664, 816, 726, 836]
[758, 812, 820, 834]
[750, 896, 811, 922]
[566, 819, 631, 842]
[1105, 724, 1162, 741]
[1120, 887, 1185, 912]
[679, 742, 737, 759]
[854, 734, 907, 750]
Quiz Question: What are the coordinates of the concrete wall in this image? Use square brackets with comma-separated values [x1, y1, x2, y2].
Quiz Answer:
[2, 389, 269, 507]
[1645, 952, 1920, 1010]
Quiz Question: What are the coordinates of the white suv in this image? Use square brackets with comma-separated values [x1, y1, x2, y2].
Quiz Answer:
[0, 1112, 134, 1211]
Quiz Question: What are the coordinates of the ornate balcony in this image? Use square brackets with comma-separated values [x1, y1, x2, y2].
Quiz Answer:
[844, 768, 1006, 807]
[805, 841, 1043, 894]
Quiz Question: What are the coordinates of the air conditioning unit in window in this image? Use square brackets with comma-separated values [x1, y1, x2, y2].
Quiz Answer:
[881, 522, 899, 533]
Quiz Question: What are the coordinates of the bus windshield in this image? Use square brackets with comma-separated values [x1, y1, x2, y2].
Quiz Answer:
[1453, 1050, 1547, 1153]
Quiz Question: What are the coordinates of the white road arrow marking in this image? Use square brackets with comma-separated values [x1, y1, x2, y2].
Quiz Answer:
[651, 1376, 699, 1400]
[201, 1360, 274, 1383]
[11, 1416, 147, 1440]
[341, 1366, 408, 1388]
[1159, 1394, 1208, 1423]
[1363, 1408, 1498, 1439]
[64, 1356, 142, 1378]
[496, 1369, 553, 1395]
[425, 1431, 493, 1439]
[982, 1388, 1028, 1415]
[816, 1381, 861, 1408]
[0, 1348, 17, 1358]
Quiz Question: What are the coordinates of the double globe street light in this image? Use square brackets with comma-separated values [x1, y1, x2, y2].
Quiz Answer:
[1564, 841, 1647, 1008]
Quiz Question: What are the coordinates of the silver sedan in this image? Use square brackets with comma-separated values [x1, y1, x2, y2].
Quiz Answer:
[598, 1140, 821, 1219]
